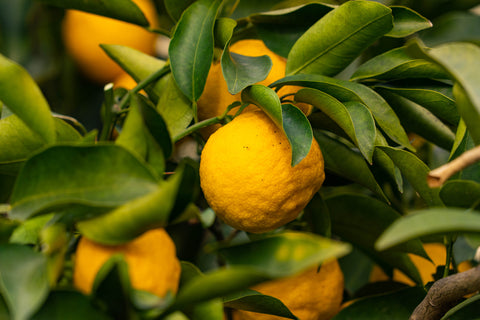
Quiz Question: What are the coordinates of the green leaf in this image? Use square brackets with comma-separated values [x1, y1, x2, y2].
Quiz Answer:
[187, 298, 224, 320]
[350, 47, 449, 81]
[448, 121, 480, 182]
[9, 145, 159, 221]
[9, 214, 54, 245]
[286, 1, 393, 76]
[224, 289, 297, 319]
[419, 11, 480, 47]
[169, 0, 222, 101]
[36, 0, 150, 26]
[374, 80, 459, 126]
[326, 193, 426, 284]
[156, 73, 194, 138]
[377, 89, 455, 150]
[295, 88, 375, 163]
[91, 255, 134, 320]
[0, 116, 82, 175]
[441, 293, 480, 320]
[270, 74, 414, 151]
[31, 290, 110, 320]
[407, 41, 480, 144]
[101, 44, 167, 102]
[76, 161, 198, 245]
[379, 146, 443, 207]
[249, 3, 335, 58]
[218, 231, 351, 278]
[372, 146, 404, 193]
[376, 208, 480, 250]
[221, 51, 272, 95]
[314, 131, 389, 202]
[334, 287, 426, 320]
[386, 6, 432, 38]
[164, 0, 196, 23]
[240, 86, 314, 166]
[214, 18, 237, 49]
[0, 244, 49, 320]
[0, 218, 19, 244]
[0, 54, 55, 143]
[440, 180, 480, 209]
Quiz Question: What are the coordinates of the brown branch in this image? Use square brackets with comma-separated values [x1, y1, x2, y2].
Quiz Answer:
[427, 145, 480, 188]
[410, 265, 480, 320]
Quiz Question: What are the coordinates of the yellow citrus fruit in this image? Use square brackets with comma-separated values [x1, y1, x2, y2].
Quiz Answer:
[232, 260, 344, 320]
[197, 39, 311, 137]
[62, 0, 159, 84]
[73, 228, 181, 298]
[199, 110, 325, 233]
[370, 242, 472, 285]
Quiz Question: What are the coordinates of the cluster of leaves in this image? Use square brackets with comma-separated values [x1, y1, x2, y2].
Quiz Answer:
[1, 0, 480, 319]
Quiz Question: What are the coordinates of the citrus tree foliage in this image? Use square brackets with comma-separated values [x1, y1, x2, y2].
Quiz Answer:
[1, 0, 480, 319]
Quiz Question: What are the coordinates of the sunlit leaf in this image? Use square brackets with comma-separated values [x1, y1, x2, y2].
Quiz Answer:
[169, 0, 222, 101]
[350, 47, 449, 81]
[36, 0, 150, 26]
[286, 1, 393, 76]
[0, 54, 55, 143]
[0, 244, 49, 320]
[376, 208, 480, 250]
[76, 161, 198, 245]
[386, 6, 432, 38]
[9, 145, 159, 221]
[407, 40, 480, 144]
[271, 74, 414, 151]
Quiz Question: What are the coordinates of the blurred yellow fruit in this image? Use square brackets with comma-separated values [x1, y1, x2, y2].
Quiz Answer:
[232, 261, 344, 320]
[62, 0, 159, 84]
[73, 228, 180, 298]
[199, 110, 325, 233]
[370, 242, 472, 285]
[197, 39, 311, 137]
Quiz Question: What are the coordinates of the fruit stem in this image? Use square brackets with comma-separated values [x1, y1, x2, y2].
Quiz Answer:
[173, 117, 221, 142]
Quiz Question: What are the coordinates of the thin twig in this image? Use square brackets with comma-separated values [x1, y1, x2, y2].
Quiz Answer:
[427, 145, 480, 188]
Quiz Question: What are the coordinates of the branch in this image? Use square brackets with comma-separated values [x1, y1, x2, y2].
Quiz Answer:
[427, 145, 480, 188]
[410, 265, 480, 320]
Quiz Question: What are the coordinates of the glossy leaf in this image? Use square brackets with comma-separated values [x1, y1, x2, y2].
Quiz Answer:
[169, 0, 222, 101]
[76, 161, 197, 244]
[374, 80, 459, 125]
[36, 0, 150, 26]
[386, 6, 432, 38]
[270, 74, 414, 151]
[334, 287, 426, 320]
[377, 89, 455, 150]
[31, 290, 110, 320]
[440, 180, 480, 208]
[286, 1, 393, 76]
[224, 289, 297, 319]
[156, 73, 194, 138]
[0, 54, 55, 143]
[407, 40, 480, 144]
[101, 44, 167, 102]
[350, 47, 449, 81]
[221, 49, 272, 94]
[218, 231, 351, 278]
[314, 130, 389, 201]
[0, 116, 82, 175]
[379, 146, 442, 207]
[326, 193, 425, 284]
[241, 86, 313, 166]
[281, 104, 313, 166]
[0, 244, 49, 320]
[249, 3, 334, 58]
[419, 11, 480, 47]
[295, 89, 375, 163]
[376, 208, 480, 250]
[9, 145, 159, 221]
